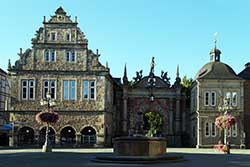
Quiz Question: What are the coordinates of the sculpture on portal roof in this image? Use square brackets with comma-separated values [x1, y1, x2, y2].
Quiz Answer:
[150, 57, 155, 75]
[133, 70, 143, 82]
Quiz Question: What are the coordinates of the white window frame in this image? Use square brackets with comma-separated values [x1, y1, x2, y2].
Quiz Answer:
[204, 91, 210, 106]
[71, 51, 76, 62]
[63, 80, 77, 101]
[43, 80, 56, 99]
[21, 80, 28, 100]
[51, 32, 57, 41]
[66, 32, 71, 41]
[89, 80, 96, 100]
[211, 122, 216, 137]
[21, 80, 35, 100]
[44, 50, 56, 62]
[231, 123, 237, 137]
[204, 121, 210, 137]
[232, 92, 237, 107]
[225, 92, 232, 105]
[83, 80, 89, 100]
[66, 51, 70, 62]
[50, 50, 56, 62]
[211, 91, 216, 106]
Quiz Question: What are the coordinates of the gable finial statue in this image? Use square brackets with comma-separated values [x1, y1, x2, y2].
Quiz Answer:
[150, 56, 155, 75]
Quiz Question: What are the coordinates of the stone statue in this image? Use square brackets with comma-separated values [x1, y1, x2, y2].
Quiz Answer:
[161, 70, 171, 86]
[150, 57, 155, 74]
[133, 70, 143, 82]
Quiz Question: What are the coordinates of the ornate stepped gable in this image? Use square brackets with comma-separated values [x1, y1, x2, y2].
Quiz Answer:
[9, 7, 108, 73]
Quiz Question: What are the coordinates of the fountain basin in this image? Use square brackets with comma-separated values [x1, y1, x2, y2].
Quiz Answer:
[114, 136, 166, 156]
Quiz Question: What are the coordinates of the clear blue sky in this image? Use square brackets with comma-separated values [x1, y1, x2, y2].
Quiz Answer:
[0, 0, 250, 83]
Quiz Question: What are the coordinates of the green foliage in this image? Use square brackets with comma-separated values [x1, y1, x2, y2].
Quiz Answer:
[144, 112, 162, 136]
[181, 75, 193, 107]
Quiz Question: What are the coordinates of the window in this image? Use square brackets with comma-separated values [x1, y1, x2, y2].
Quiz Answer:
[231, 123, 237, 137]
[51, 32, 56, 41]
[211, 92, 216, 106]
[66, 33, 70, 41]
[204, 92, 210, 106]
[90, 80, 95, 100]
[232, 92, 237, 107]
[211, 122, 216, 137]
[44, 50, 56, 62]
[225, 92, 231, 105]
[82, 80, 96, 100]
[83, 80, 89, 99]
[66, 51, 70, 62]
[71, 51, 75, 62]
[43, 80, 56, 99]
[51, 50, 55, 62]
[204, 122, 216, 137]
[63, 80, 76, 100]
[21, 80, 35, 100]
[45, 50, 50, 62]
[65, 50, 76, 62]
[205, 122, 210, 137]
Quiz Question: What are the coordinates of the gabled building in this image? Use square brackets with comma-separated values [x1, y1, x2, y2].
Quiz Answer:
[7, 7, 119, 147]
[0, 68, 10, 146]
[238, 62, 250, 148]
[190, 41, 245, 148]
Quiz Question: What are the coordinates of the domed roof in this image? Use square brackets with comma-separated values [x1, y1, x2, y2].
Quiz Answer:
[195, 61, 240, 80]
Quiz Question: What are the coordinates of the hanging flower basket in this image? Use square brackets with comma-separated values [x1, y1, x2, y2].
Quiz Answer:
[215, 114, 236, 129]
[36, 111, 59, 124]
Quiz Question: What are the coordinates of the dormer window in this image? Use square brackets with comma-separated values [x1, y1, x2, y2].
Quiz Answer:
[51, 32, 57, 41]
[66, 33, 71, 41]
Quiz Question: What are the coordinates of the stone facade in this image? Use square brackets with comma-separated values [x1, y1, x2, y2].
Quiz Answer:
[0, 68, 10, 146]
[121, 64, 188, 147]
[7, 7, 117, 147]
[191, 44, 245, 148]
[238, 63, 250, 148]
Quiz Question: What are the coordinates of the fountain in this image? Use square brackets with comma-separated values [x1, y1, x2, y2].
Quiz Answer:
[93, 57, 184, 164]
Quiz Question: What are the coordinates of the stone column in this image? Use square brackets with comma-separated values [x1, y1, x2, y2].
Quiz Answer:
[175, 96, 181, 134]
[55, 133, 61, 146]
[196, 115, 202, 148]
[75, 133, 81, 147]
[169, 98, 173, 135]
[122, 86, 128, 135]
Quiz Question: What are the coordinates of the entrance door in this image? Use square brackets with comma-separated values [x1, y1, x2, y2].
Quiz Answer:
[81, 126, 96, 145]
[60, 126, 76, 145]
[18, 127, 34, 145]
[39, 127, 55, 146]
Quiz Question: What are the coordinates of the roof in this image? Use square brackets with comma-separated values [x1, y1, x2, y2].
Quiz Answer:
[195, 61, 240, 80]
[55, 7, 67, 15]
[238, 65, 250, 80]
[0, 68, 7, 75]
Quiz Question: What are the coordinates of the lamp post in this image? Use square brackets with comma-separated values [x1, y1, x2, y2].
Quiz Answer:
[218, 95, 233, 146]
[40, 92, 56, 152]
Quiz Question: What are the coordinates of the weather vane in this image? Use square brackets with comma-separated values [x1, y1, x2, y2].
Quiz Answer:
[214, 32, 218, 48]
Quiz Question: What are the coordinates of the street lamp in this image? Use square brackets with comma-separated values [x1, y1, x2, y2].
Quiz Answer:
[40, 91, 56, 152]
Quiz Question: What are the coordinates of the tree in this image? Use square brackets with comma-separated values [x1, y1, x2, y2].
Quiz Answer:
[144, 112, 163, 137]
[181, 76, 193, 107]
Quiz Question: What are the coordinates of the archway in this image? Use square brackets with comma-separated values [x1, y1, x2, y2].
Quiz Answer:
[39, 127, 55, 146]
[143, 112, 163, 136]
[60, 126, 76, 145]
[81, 126, 96, 145]
[18, 126, 34, 145]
